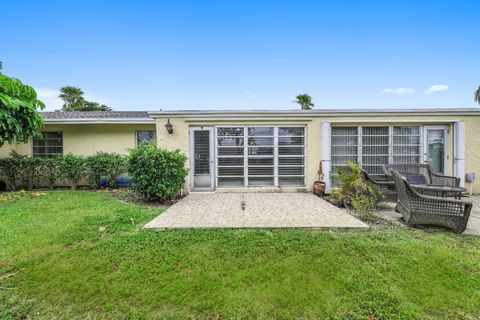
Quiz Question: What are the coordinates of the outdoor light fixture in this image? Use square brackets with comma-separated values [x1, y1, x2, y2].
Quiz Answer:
[165, 118, 173, 134]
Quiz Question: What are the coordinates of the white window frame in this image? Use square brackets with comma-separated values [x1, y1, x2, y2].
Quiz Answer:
[423, 125, 449, 175]
[215, 125, 306, 188]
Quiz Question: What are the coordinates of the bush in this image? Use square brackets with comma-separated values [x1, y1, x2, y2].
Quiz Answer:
[85, 152, 127, 188]
[0, 151, 25, 191]
[19, 156, 43, 190]
[40, 156, 61, 190]
[127, 145, 188, 201]
[58, 154, 85, 190]
[335, 162, 382, 218]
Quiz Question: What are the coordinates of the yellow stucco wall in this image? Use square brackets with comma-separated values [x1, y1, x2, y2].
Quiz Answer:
[155, 115, 480, 194]
[0, 123, 156, 156]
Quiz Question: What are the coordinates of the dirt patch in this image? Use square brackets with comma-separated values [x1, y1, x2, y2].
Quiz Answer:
[104, 188, 184, 209]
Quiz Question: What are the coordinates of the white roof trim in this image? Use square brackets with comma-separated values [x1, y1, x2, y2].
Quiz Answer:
[148, 108, 480, 118]
[44, 118, 155, 124]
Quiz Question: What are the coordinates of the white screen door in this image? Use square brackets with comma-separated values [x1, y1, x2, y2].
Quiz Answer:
[423, 125, 448, 174]
[190, 127, 215, 191]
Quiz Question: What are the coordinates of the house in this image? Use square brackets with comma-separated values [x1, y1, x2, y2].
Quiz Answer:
[1, 108, 479, 194]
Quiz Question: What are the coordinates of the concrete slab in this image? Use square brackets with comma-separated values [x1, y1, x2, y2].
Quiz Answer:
[143, 193, 369, 230]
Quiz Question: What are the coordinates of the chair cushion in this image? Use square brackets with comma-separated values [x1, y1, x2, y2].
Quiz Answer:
[405, 173, 428, 185]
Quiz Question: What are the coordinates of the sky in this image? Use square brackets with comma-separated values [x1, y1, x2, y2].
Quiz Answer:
[2, 0, 480, 111]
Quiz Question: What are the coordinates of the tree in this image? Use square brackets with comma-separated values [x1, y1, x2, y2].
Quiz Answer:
[293, 93, 314, 110]
[83, 101, 112, 111]
[58, 86, 112, 111]
[475, 86, 480, 105]
[0, 63, 45, 147]
[58, 86, 85, 111]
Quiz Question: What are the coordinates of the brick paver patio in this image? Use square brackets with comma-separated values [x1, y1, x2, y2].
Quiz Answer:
[143, 193, 369, 230]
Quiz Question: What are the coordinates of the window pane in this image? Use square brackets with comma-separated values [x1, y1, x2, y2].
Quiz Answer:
[248, 158, 274, 165]
[278, 157, 304, 165]
[278, 166, 304, 175]
[278, 137, 304, 145]
[278, 147, 304, 155]
[137, 131, 156, 145]
[217, 137, 244, 146]
[248, 147, 274, 155]
[248, 177, 274, 186]
[278, 176, 304, 186]
[278, 127, 304, 136]
[248, 137, 274, 146]
[218, 167, 244, 176]
[248, 127, 274, 136]
[248, 166, 274, 176]
[217, 128, 244, 136]
[218, 147, 244, 156]
[218, 157, 244, 166]
[32, 132, 63, 157]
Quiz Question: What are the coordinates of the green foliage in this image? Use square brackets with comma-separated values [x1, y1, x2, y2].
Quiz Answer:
[475, 86, 480, 105]
[85, 152, 127, 188]
[19, 156, 43, 190]
[335, 162, 382, 218]
[58, 154, 85, 190]
[127, 144, 188, 200]
[58, 86, 112, 111]
[293, 93, 314, 110]
[0, 151, 25, 191]
[40, 157, 61, 190]
[0, 69, 45, 147]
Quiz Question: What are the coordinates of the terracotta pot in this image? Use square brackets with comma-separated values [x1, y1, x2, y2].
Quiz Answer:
[313, 181, 326, 196]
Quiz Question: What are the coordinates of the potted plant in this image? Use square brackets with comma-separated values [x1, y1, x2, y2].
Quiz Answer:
[313, 161, 326, 196]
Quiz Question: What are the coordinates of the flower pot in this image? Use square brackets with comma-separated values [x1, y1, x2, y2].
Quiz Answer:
[313, 181, 326, 196]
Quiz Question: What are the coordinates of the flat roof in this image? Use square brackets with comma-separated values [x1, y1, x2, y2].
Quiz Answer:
[148, 108, 480, 118]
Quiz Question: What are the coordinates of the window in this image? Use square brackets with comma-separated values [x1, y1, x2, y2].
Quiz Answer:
[32, 132, 63, 157]
[216, 126, 305, 187]
[331, 126, 421, 183]
[136, 131, 156, 145]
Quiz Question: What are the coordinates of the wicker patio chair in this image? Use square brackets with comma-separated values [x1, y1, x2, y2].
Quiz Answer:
[391, 169, 472, 233]
[383, 163, 460, 187]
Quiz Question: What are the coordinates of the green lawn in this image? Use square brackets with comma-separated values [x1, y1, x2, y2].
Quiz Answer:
[0, 191, 479, 319]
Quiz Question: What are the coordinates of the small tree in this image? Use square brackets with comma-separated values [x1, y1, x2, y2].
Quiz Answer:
[0, 65, 45, 147]
[105, 153, 127, 188]
[293, 93, 314, 110]
[58, 154, 85, 190]
[475, 86, 480, 105]
[85, 153, 110, 188]
[20, 157, 43, 190]
[127, 145, 188, 201]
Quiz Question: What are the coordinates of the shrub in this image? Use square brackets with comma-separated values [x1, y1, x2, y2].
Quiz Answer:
[105, 153, 127, 188]
[40, 156, 61, 190]
[335, 162, 382, 218]
[0, 151, 25, 191]
[85, 153, 110, 188]
[58, 154, 85, 190]
[127, 145, 188, 201]
[19, 156, 43, 190]
[85, 152, 127, 188]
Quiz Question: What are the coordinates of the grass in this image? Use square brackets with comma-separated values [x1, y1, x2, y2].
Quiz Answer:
[0, 191, 479, 319]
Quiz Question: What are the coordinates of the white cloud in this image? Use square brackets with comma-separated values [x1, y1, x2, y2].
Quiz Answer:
[382, 87, 415, 95]
[34, 87, 62, 111]
[424, 84, 449, 93]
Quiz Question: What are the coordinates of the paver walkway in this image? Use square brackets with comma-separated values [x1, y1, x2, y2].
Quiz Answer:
[143, 193, 369, 230]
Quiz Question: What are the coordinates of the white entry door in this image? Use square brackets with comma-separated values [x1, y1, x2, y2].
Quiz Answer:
[423, 125, 448, 174]
[190, 127, 215, 191]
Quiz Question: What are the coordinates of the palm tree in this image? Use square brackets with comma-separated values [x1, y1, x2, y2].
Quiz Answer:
[59, 86, 85, 111]
[293, 93, 314, 110]
[475, 86, 480, 105]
